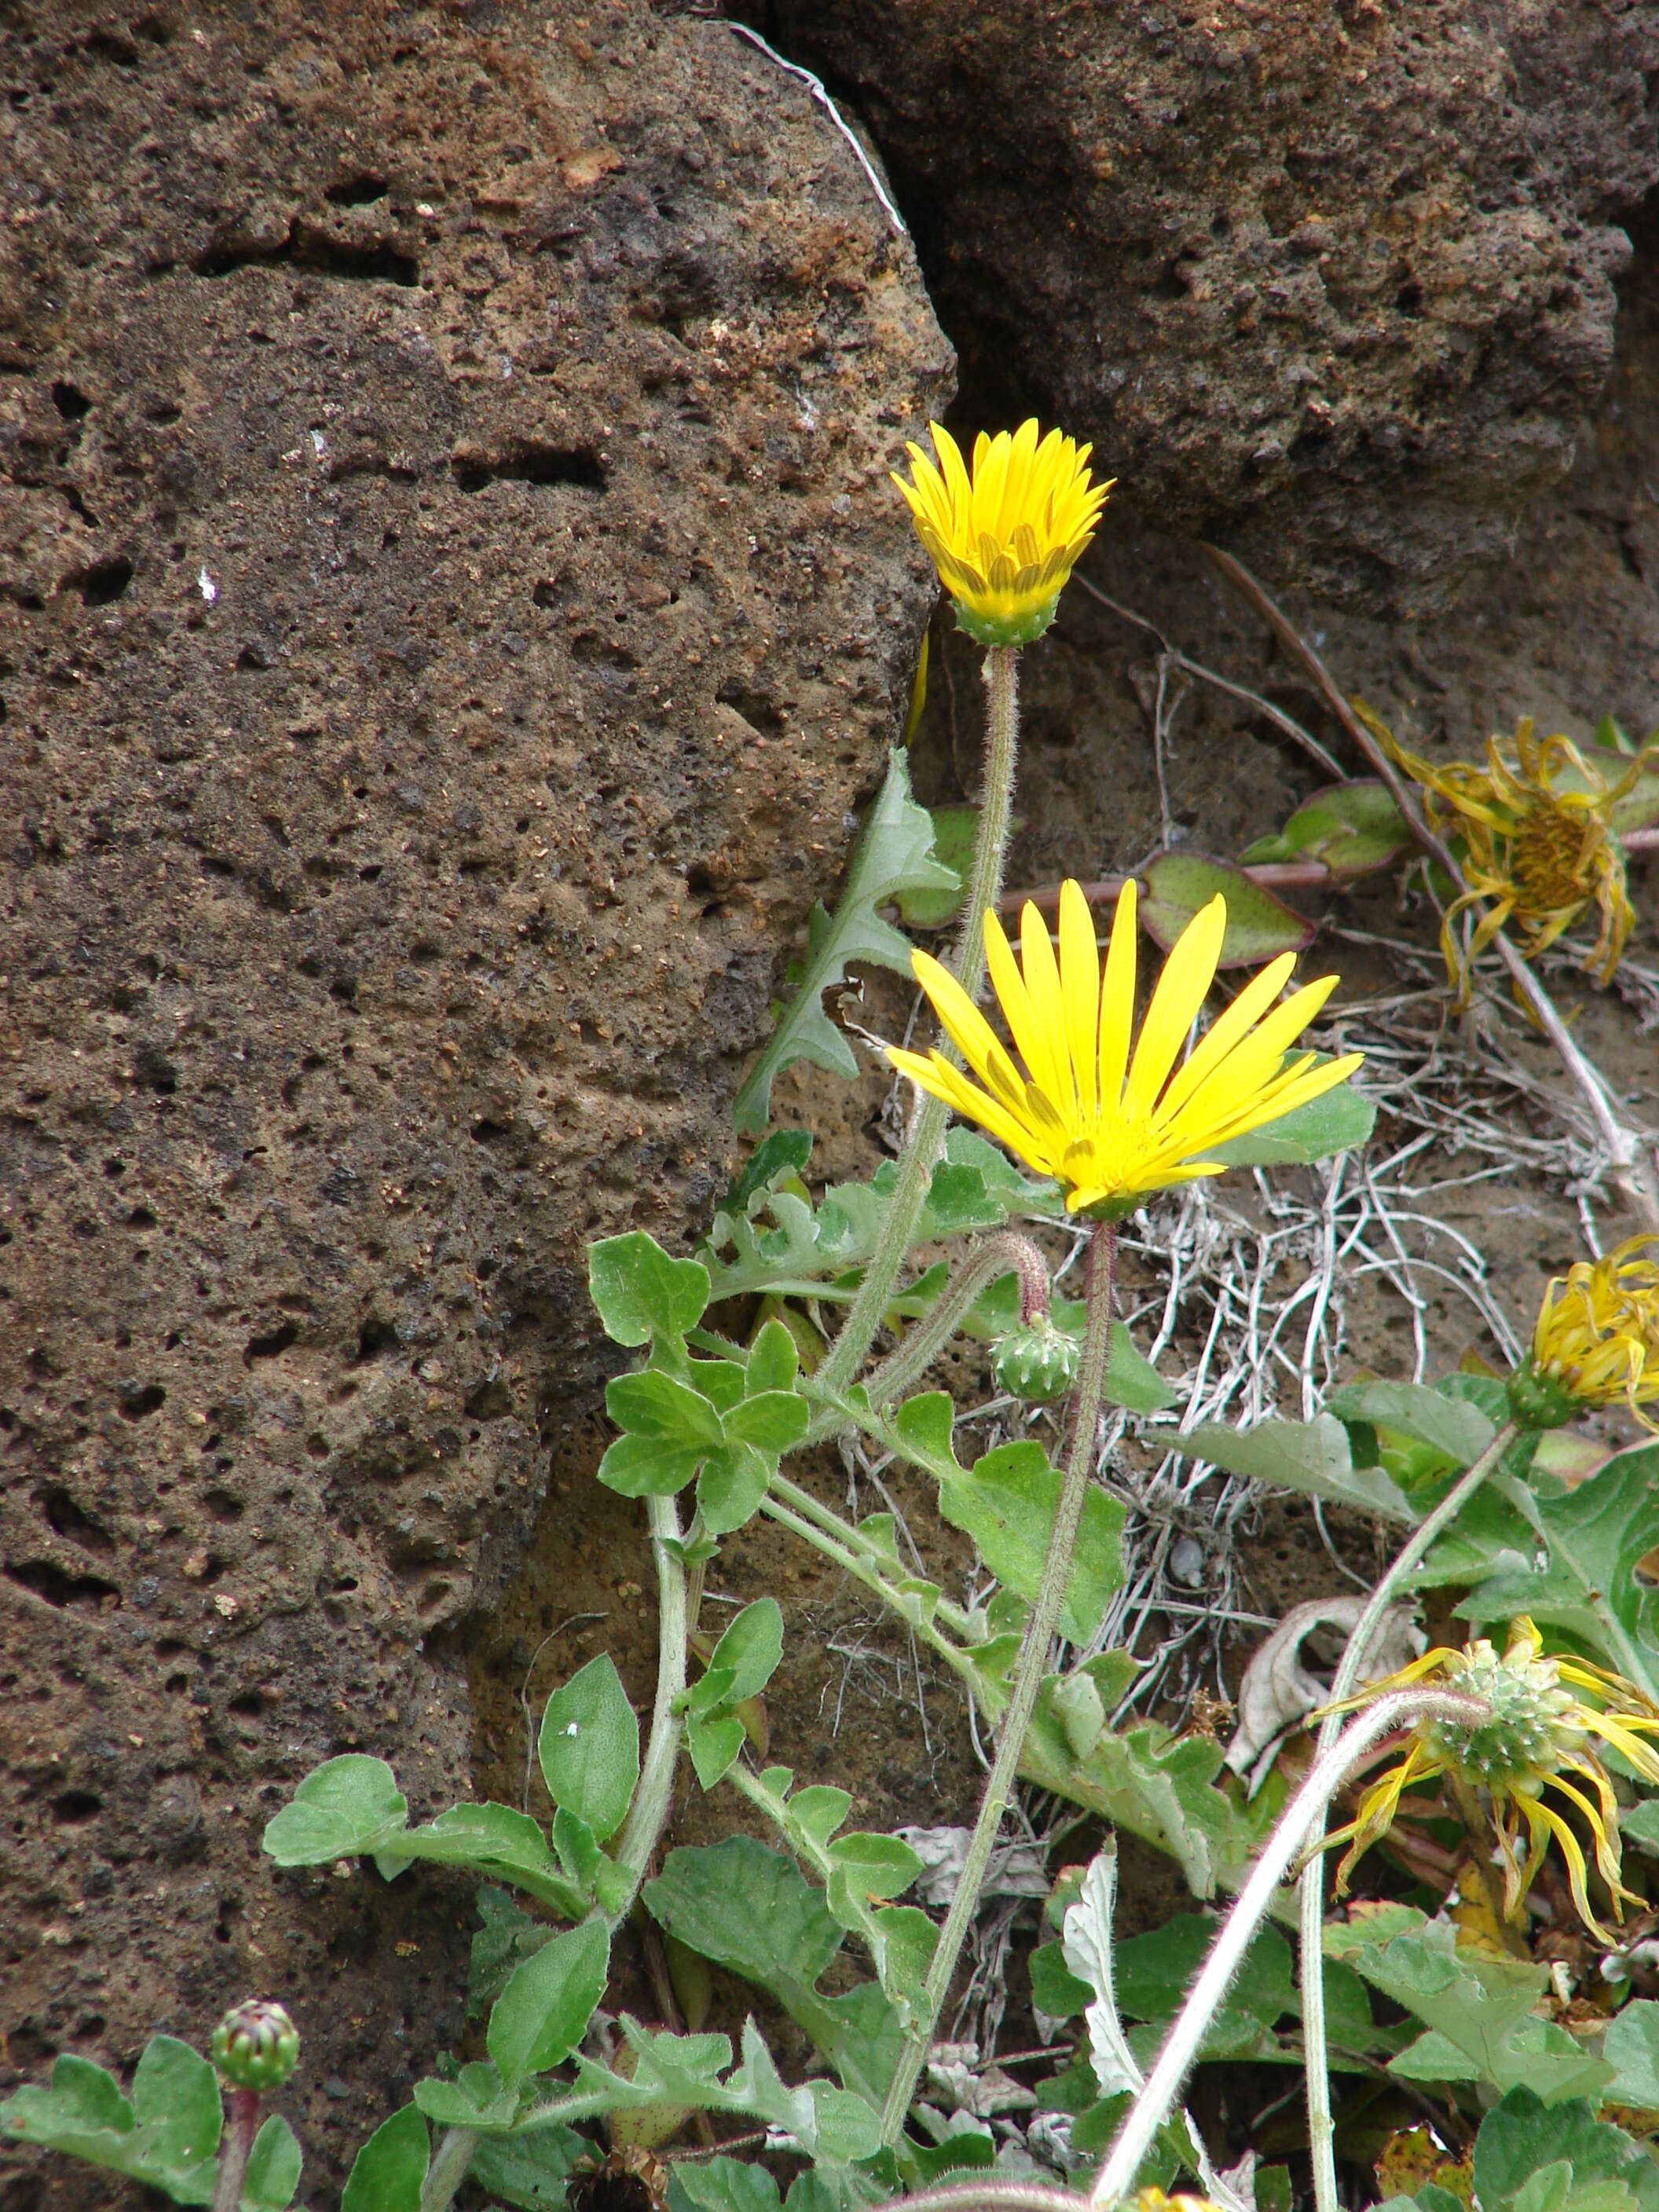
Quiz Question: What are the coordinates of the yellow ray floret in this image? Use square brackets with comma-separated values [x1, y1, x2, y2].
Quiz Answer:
[1319, 1617, 1659, 1942]
[884, 878, 1364, 1218]
[892, 419, 1112, 648]
[1528, 1235, 1659, 1430]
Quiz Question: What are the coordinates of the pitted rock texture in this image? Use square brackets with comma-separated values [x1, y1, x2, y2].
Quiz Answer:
[0, 1, 949, 2195]
[762, 0, 1659, 610]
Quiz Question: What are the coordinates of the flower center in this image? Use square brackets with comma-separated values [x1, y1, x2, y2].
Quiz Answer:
[1421, 1648, 1580, 1792]
[1509, 804, 1592, 910]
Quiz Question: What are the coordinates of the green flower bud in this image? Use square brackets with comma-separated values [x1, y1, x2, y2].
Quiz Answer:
[211, 1999, 300, 2092]
[1505, 1361, 1580, 1432]
[992, 1316, 1079, 1401]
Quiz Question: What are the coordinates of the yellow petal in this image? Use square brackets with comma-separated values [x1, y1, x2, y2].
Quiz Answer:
[984, 908, 1062, 1100]
[1098, 879, 1139, 1107]
[1020, 899, 1072, 1111]
[1153, 952, 1298, 1125]
[1125, 895, 1225, 1119]
[1058, 881, 1101, 1122]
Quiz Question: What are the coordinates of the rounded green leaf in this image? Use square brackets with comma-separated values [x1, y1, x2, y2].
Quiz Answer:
[341, 2104, 429, 2212]
[589, 1233, 709, 1347]
[539, 1654, 639, 1844]
[1140, 851, 1315, 967]
[488, 1917, 610, 2087]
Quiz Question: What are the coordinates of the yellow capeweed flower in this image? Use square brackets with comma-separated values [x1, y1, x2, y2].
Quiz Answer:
[892, 419, 1112, 648]
[1321, 1618, 1659, 1942]
[1512, 1234, 1659, 1431]
[884, 878, 1364, 1218]
[1381, 716, 1648, 1008]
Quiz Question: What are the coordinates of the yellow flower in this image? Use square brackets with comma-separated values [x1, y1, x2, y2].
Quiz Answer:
[1321, 1618, 1659, 1942]
[1516, 1235, 1659, 1430]
[1379, 714, 1648, 1008]
[892, 419, 1111, 648]
[884, 878, 1364, 1218]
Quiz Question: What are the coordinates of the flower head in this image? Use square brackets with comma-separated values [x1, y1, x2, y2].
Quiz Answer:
[1321, 1618, 1659, 1940]
[1514, 1235, 1659, 1431]
[1381, 716, 1649, 1008]
[885, 878, 1364, 1218]
[892, 419, 1111, 648]
[212, 1998, 301, 2092]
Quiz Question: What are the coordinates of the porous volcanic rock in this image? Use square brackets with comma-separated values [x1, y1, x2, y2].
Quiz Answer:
[762, 0, 1659, 610]
[0, 2, 948, 2195]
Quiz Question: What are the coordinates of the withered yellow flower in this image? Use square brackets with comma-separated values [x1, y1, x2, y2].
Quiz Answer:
[1382, 716, 1647, 1008]
[885, 878, 1364, 1218]
[1514, 1234, 1659, 1431]
[1321, 1618, 1659, 1942]
[892, 419, 1111, 648]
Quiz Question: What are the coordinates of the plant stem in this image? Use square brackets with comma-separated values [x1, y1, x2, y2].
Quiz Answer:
[211, 2087, 261, 2212]
[1299, 1423, 1515, 2212]
[862, 1229, 1050, 1410]
[613, 1492, 690, 1903]
[422, 1494, 689, 2212]
[878, 1218, 1116, 2148]
[1090, 1686, 1492, 2209]
[819, 644, 1022, 1398]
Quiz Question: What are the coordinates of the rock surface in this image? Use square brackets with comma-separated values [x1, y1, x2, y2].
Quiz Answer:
[0, 2, 947, 2194]
[764, 0, 1659, 610]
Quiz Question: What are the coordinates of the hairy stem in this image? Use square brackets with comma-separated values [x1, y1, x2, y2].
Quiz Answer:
[1298, 1423, 1514, 2212]
[1090, 1687, 1493, 2208]
[423, 1494, 689, 2212]
[879, 1218, 1116, 2148]
[211, 2088, 261, 2212]
[819, 644, 1022, 1397]
[862, 1229, 1050, 1410]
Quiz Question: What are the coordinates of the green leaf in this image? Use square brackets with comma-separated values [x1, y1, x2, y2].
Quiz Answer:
[1140, 851, 1315, 966]
[597, 1434, 707, 1500]
[1325, 1380, 1495, 1466]
[1456, 1442, 1659, 1700]
[745, 1319, 800, 1396]
[697, 1441, 775, 1536]
[488, 1917, 610, 2087]
[1184, 1413, 1417, 1525]
[606, 1371, 727, 1448]
[728, 1130, 815, 1210]
[646, 1839, 844, 1988]
[242, 2115, 304, 2212]
[939, 1441, 1125, 1644]
[1474, 2090, 1659, 2212]
[1030, 1939, 1092, 2020]
[0, 2038, 222, 2205]
[412, 2060, 519, 2131]
[131, 2038, 223, 2177]
[671, 2156, 784, 2212]
[709, 1599, 786, 1704]
[827, 1830, 924, 1900]
[1623, 1800, 1659, 1855]
[538, 1654, 640, 1845]
[470, 1887, 555, 2020]
[1115, 1913, 1294, 2030]
[734, 748, 958, 1133]
[1344, 1920, 1612, 2104]
[889, 1390, 964, 1478]
[894, 801, 976, 928]
[262, 1753, 409, 1865]
[471, 2121, 588, 2207]
[341, 2104, 430, 2212]
[723, 1390, 811, 1452]
[1603, 2000, 1659, 2111]
[964, 1274, 1177, 1413]
[1206, 1077, 1375, 1168]
[372, 1800, 584, 1914]
[589, 1232, 710, 1347]
[687, 1710, 748, 1789]
[1240, 780, 1412, 881]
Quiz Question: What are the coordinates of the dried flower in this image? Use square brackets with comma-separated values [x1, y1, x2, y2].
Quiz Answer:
[885, 877, 1363, 1217]
[1513, 1234, 1659, 1431]
[892, 419, 1111, 648]
[1321, 1618, 1659, 1940]
[1382, 716, 1649, 1007]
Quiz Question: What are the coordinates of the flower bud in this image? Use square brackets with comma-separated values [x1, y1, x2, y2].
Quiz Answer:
[1504, 1361, 1580, 1432]
[992, 1316, 1079, 1401]
[211, 1999, 299, 2093]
